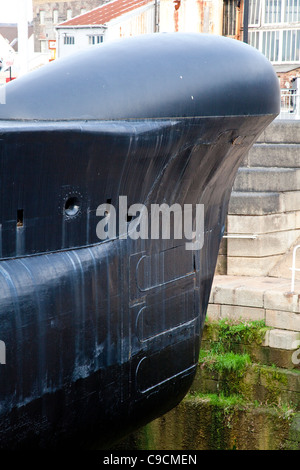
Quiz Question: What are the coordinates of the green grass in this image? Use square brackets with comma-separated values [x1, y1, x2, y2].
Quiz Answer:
[204, 318, 270, 354]
[189, 392, 246, 408]
[199, 350, 251, 372]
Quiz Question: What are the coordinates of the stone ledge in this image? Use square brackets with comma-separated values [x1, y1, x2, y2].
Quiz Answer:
[268, 329, 300, 350]
[227, 211, 300, 235]
[227, 255, 284, 277]
[228, 191, 300, 216]
[258, 120, 300, 144]
[208, 275, 300, 332]
[209, 275, 295, 308]
[227, 229, 300, 257]
[233, 167, 300, 192]
[248, 143, 300, 168]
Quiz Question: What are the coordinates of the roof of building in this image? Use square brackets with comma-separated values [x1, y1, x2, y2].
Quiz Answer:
[58, 0, 153, 27]
[273, 64, 300, 73]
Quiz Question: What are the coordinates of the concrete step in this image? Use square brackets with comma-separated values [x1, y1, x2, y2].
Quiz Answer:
[257, 119, 300, 144]
[233, 167, 300, 192]
[228, 191, 300, 215]
[227, 211, 300, 235]
[244, 143, 300, 168]
[208, 275, 300, 333]
[226, 254, 285, 277]
[269, 235, 300, 280]
[226, 244, 300, 278]
[226, 229, 300, 258]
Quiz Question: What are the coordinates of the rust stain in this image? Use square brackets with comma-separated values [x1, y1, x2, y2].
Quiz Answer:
[173, 1, 181, 32]
[197, 0, 205, 30]
[174, 0, 181, 11]
[236, 1, 242, 40]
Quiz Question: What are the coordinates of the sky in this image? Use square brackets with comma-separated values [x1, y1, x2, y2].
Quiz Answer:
[0, 0, 33, 23]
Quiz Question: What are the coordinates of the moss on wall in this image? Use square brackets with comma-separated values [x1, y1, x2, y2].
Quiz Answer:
[113, 319, 300, 450]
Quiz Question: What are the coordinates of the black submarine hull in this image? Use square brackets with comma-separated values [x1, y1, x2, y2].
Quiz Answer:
[0, 34, 280, 448]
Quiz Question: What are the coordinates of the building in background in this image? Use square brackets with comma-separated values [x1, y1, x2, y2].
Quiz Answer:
[56, 0, 158, 58]
[247, 0, 300, 88]
[4, 0, 299, 106]
[160, 0, 224, 35]
[55, 0, 227, 58]
[50, 0, 299, 75]
[55, 0, 254, 60]
[32, 0, 107, 55]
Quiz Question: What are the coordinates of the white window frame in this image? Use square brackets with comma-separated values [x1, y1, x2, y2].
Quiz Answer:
[53, 10, 58, 24]
[248, 0, 300, 63]
[263, 0, 283, 25]
[88, 35, 104, 45]
[40, 10, 45, 25]
[249, 0, 262, 26]
[40, 39, 48, 53]
[249, 28, 300, 63]
[261, 0, 300, 24]
[284, 0, 300, 23]
[64, 35, 75, 45]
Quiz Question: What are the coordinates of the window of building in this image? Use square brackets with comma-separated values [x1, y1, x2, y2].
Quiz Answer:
[64, 35, 75, 45]
[248, 0, 300, 62]
[248, 30, 260, 48]
[88, 35, 104, 45]
[282, 28, 300, 60]
[284, 0, 300, 22]
[249, 28, 300, 62]
[264, 0, 282, 23]
[40, 10, 45, 25]
[261, 29, 280, 60]
[249, 0, 300, 25]
[40, 39, 48, 53]
[53, 10, 58, 24]
[250, 0, 300, 23]
[223, 0, 240, 36]
[249, 0, 261, 25]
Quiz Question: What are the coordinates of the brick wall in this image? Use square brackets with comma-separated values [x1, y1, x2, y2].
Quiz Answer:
[277, 67, 300, 89]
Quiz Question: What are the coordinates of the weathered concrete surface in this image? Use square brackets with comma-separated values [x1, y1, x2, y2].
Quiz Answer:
[111, 314, 300, 451]
[233, 167, 300, 193]
[228, 191, 300, 216]
[258, 120, 300, 144]
[219, 120, 300, 278]
[248, 143, 300, 168]
[208, 275, 300, 333]
[112, 398, 300, 450]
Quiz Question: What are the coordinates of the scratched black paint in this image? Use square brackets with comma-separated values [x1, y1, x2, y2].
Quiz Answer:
[0, 33, 279, 448]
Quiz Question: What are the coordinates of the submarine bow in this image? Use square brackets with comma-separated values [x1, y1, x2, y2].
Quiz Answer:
[0, 33, 279, 448]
